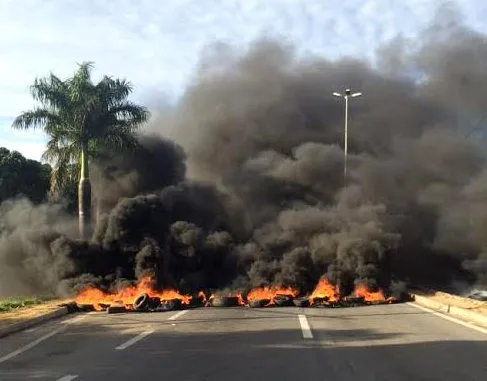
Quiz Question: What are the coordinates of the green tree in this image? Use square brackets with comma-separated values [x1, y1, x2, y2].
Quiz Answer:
[12, 62, 149, 238]
[0, 147, 51, 203]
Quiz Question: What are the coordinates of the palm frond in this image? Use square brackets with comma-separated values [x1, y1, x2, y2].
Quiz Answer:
[108, 102, 150, 126]
[12, 109, 62, 130]
[43, 141, 79, 194]
[96, 76, 134, 105]
[100, 129, 141, 151]
[69, 62, 96, 106]
[30, 74, 70, 111]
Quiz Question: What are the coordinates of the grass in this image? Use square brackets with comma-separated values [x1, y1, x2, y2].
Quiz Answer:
[0, 297, 49, 313]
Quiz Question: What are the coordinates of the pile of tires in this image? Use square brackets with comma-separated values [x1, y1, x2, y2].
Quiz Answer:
[274, 294, 294, 307]
[293, 298, 310, 307]
[209, 296, 241, 307]
[248, 299, 270, 308]
[133, 294, 185, 312]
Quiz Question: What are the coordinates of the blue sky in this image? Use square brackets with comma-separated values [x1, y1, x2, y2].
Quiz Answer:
[1, 0, 487, 162]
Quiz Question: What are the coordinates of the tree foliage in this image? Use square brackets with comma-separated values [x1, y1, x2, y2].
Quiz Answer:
[0, 147, 51, 203]
[11, 62, 150, 235]
[12, 62, 150, 198]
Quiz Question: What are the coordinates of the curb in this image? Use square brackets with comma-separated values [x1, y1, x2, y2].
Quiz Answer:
[412, 294, 487, 328]
[0, 306, 70, 339]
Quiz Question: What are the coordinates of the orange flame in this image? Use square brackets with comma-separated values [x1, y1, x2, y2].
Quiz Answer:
[309, 278, 340, 305]
[247, 286, 298, 305]
[198, 291, 207, 304]
[75, 276, 191, 310]
[352, 284, 397, 303]
[352, 284, 386, 302]
[208, 292, 245, 306]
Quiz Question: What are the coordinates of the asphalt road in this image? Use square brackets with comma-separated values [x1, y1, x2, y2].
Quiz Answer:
[0, 303, 485, 381]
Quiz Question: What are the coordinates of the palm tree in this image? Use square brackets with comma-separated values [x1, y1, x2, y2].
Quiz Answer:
[12, 62, 149, 238]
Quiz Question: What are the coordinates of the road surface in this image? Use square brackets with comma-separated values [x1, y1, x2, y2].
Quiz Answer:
[0, 303, 485, 380]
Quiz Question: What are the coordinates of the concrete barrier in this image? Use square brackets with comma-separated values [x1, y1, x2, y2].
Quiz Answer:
[413, 294, 487, 328]
[0, 306, 70, 339]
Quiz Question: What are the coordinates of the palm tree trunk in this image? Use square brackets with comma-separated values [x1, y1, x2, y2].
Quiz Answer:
[78, 143, 91, 239]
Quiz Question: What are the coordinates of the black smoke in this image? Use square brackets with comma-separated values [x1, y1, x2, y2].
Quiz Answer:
[1, 9, 487, 297]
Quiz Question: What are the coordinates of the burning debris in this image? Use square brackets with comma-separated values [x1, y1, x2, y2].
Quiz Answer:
[2, 9, 487, 301]
[74, 277, 194, 312]
[67, 276, 407, 313]
[308, 278, 400, 307]
[246, 286, 298, 307]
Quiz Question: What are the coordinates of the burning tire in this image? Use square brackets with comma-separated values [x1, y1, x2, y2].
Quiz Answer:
[107, 305, 128, 314]
[189, 294, 205, 307]
[248, 299, 270, 308]
[366, 300, 386, 306]
[343, 296, 365, 307]
[211, 296, 240, 307]
[97, 303, 110, 311]
[147, 297, 161, 310]
[274, 294, 294, 307]
[153, 299, 184, 312]
[163, 298, 182, 310]
[311, 297, 329, 306]
[346, 296, 365, 304]
[61, 302, 79, 313]
[293, 298, 310, 307]
[133, 293, 150, 311]
[77, 304, 96, 312]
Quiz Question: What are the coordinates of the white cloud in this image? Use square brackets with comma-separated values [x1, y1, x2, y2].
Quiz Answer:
[1, 0, 486, 160]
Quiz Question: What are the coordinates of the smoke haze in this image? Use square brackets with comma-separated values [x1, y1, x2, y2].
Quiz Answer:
[1, 9, 487, 297]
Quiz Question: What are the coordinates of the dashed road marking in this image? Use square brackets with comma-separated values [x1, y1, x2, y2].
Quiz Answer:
[56, 375, 79, 381]
[168, 310, 189, 321]
[115, 329, 155, 350]
[408, 302, 487, 335]
[298, 314, 313, 339]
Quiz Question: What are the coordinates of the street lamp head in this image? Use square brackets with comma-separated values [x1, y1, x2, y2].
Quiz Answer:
[332, 92, 342, 97]
[351, 92, 362, 97]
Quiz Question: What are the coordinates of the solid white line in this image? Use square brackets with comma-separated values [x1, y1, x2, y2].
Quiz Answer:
[168, 310, 189, 321]
[0, 313, 88, 365]
[0, 326, 66, 364]
[407, 302, 487, 335]
[298, 314, 313, 339]
[115, 329, 155, 350]
[56, 375, 79, 381]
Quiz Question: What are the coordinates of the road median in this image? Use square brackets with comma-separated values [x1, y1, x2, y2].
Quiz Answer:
[0, 300, 71, 339]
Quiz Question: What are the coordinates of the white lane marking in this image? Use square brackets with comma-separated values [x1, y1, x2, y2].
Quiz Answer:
[115, 329, 155, 350]
[408, 302, 487, 335]
[0, 326, 65, 364]
[0, 313, 89, 364]
[168, 310, 188, 321]
[56, 375, 79, 381]
[298, 314, 313, 339]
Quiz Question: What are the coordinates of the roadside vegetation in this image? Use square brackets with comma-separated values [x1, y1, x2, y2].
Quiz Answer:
[0, 297, 47, 313]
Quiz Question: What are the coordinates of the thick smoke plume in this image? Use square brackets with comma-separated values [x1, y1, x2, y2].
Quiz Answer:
[1, 10, 487, 297]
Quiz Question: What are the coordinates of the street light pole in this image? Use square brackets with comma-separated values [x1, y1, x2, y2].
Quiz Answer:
[333, 88, 362, 186]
